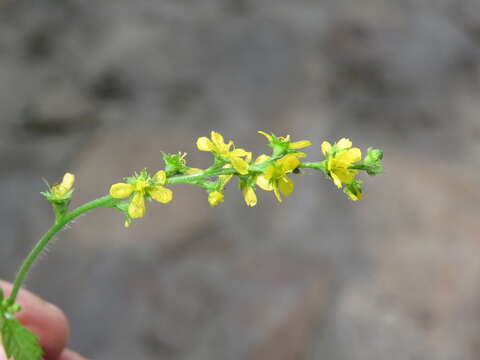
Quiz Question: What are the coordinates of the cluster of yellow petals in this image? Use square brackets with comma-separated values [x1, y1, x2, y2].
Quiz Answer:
[109, 170, 172, 220]
[51, 173, 75, 197]
[196, 131, 250, 175]
[107, 133, 365, 221]
[255, 153, 303, 202]
[321, 138, 361, 189]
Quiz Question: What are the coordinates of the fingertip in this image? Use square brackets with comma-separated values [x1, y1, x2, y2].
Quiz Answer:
[59, 348, 89, 360]
[0, 281, 69, 360]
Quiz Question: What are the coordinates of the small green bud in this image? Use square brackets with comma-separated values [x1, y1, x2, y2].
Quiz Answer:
[162, 152, 189, 176]
[365, 148, 383, 163]
[363, 148, 383, 175]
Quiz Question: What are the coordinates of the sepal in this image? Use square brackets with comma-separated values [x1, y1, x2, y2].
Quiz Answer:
[343, 179, 363, 201]
[41, 173, 76, 220]
[162, 152, 189, 176]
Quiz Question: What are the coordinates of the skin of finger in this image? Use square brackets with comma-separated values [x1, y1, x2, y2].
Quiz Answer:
[59, 349, 88, 360]
[0, 281, 69, 360]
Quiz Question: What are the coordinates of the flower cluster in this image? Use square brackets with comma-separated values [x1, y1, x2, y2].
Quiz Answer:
[100, 131, 383, 226]
[42, 131, 382, 227]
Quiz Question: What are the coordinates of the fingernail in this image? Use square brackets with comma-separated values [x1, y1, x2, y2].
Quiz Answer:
[0, 345, 8, 360]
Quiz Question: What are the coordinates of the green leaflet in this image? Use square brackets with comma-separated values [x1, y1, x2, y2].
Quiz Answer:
[1, 315, 43, 360]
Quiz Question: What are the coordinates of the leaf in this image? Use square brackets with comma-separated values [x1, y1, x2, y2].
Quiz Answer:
[1, 316, 43, 360]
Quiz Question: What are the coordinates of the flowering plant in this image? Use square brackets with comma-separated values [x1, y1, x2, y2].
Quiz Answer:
[0, 130, 383, 359]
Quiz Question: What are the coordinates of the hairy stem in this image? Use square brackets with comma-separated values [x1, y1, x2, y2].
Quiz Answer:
[7, 195, 118, 305]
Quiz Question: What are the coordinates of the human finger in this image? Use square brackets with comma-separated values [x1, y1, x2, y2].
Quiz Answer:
[0, 281, 69, 360]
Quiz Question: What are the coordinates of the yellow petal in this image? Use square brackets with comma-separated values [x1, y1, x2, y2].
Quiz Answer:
[219, 174, 233, 189]
[331, 173, 343, 188]
[230, 157, 249, 175]
[292, 152, 307, 158]
[51, 184, 68, 197]
[335, 148, 362, 167]
[321, 141, 332, 155]
[243, 187, 257, 207]
[350, 148, 362, 162]
[256, 175, 273, 191]
[336, 138, 352, 150]
[262, 165, 275, 181]
[273, 184, 282, 202]
[110, 183, 135, 199]
[230, 148, 249, 157]
[280, 154, 300, 172]
[128, 192, 146, 218]
[334, 168, 357, 185]
[211, 131, 225, 148]
[197, 137, 214, 151]
[152, 170, 167, 185]
[258, 131, 272, 142]
[254, 154, 270, 164]
[61, 173, 75, 191]
[289, 140, 312, 149]
[278, 176, 294, 197]
[150, 186, 173, 203]
[208, 191, 224, 206]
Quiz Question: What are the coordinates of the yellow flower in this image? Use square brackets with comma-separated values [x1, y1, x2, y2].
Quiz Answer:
[238, 153, 269, 207]
[110, 170, 173, 220]
[208, 191, 224, 206]
[51, 173, 75, 197]
[196, 131, 250, 175]
[243, 186, 257, 207]
[256, 153, 303, 202]
[321, 138, 361, 188]
[258, 131, 312, 149]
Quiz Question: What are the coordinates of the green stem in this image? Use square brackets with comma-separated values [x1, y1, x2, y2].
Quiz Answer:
[299, 161, 326, 173]
[299, 162, 321, 169]
[167, 168, 237, 185]
[6, 195, 118, 305]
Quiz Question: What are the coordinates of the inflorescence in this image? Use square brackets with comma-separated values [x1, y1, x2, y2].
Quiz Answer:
[45, 130, 384, 228]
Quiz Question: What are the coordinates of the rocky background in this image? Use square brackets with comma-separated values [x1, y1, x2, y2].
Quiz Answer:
[1, 0, 480, 359]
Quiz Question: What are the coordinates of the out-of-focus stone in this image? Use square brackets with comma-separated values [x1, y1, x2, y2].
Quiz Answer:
[220, 250, 330, 360]
[333, 151, 480, 360]
[22, 84, 97, 134]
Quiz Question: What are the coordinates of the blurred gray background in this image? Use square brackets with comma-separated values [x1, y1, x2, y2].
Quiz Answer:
[1, 0, 480, 359]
